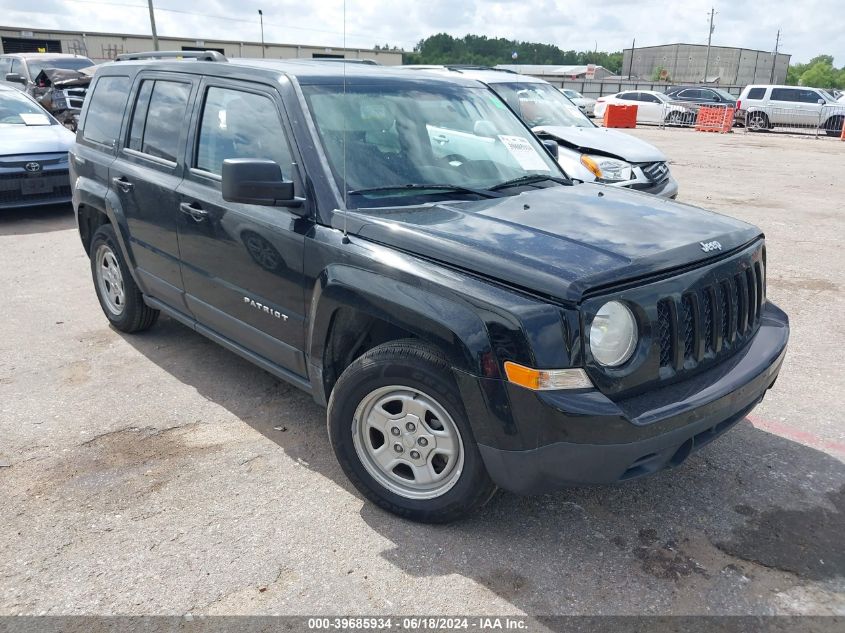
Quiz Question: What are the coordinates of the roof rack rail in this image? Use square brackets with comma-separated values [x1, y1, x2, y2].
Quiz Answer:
[443, 65, 518, 74]
[114, 50, 228, 62]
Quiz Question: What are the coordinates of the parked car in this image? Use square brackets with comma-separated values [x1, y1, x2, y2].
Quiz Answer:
[1, 53, 95, 130]
[735, 84, 845, 135]
[559, 88, 596, 116]
[1, 53, 94, 94]
[0, 84, 75, 210]
[71, 52, 788, 523]
[595, 90, 696, 125]
[407, 66, 677, 198]
[31, 66, 94, 130]
[664, 86, 737, 108]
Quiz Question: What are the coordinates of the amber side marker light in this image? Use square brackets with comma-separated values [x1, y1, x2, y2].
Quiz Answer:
[503, 361, 594, 391]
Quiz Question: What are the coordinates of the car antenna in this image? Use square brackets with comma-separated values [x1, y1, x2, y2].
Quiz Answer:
[341, 0, 350, 244]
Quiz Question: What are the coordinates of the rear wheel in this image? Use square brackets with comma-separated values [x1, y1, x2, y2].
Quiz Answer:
[823, 115, 844, 137]
[90, 224, 159, 333]
[747, 112, 770, 132]
[327, 339, 496, 523]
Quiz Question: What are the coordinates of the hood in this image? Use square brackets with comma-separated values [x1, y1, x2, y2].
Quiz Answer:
[0, 123, 75, 156]
[534, 125, 667, 163]
[348, 184, 761, 304]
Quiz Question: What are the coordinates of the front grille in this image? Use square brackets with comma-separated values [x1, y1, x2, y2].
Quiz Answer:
[583, 240, 767, 397]
[656, 258, 764, 369]
[640, 161, 670, 183]
[64, 88, 87, 109]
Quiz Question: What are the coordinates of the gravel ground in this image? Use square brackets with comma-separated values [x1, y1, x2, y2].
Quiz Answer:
[0, 128, 843, 618]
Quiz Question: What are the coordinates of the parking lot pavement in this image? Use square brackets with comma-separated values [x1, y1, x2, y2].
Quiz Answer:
[0, 129, 843, 618]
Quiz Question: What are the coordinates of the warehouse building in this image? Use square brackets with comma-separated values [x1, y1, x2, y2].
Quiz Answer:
[622, 43, 790, 85]
[0, 25, 403, 65]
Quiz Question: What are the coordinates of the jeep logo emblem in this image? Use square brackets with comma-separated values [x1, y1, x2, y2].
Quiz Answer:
[25, 162, 42, 173]
[700, 240, 722, 253]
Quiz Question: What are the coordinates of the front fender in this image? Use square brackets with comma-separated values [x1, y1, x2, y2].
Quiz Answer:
[307, 263, 493, 383]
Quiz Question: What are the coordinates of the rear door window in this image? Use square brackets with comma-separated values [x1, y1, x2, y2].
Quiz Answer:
[82, 75, 131, 147]
[617, 92, 637, 101]
[126, 79, 191, 162]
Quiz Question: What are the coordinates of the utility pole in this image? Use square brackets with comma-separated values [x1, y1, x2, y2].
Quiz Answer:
[147, 0, 159, 51]
[770, 29, 781, 83]
[258, 9, 265, 58]
[628, 38, 635, 79]
[703, 7, 716, 83]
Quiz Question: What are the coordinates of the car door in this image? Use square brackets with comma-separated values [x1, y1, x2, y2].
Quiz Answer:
[635, 93, 663, 123]
[175, 79, 309, 377]
[769, 88, 814, 126]
[109, 73, 195, 312]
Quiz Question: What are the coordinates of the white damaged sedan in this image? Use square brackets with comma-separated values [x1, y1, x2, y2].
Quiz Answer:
[407, 67, 678, 198]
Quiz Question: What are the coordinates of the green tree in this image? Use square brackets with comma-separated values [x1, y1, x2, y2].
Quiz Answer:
[401, 33, 623, 73]
[786, 54, 845, 90]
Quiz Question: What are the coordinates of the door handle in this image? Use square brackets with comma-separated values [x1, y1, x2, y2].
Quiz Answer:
[111, 176, 133, 193]
[432, 134, 450, 144]
[179, 201, 209, 222]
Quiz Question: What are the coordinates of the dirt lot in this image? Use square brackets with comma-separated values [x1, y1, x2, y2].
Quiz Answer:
[0, 128, 843, 618]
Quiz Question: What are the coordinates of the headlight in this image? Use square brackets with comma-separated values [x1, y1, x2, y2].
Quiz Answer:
[580, 154, 633, 182]
[589, 301, 638, 367]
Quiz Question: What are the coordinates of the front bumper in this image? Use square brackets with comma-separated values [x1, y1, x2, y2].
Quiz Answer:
[0, 155, 72, 210]
[626, 175, 678, 199]
[467, 302, 788, 494]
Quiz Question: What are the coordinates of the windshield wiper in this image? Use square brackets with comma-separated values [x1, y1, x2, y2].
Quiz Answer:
[348, 183, 502, 199]
[490, 174, 571, 191]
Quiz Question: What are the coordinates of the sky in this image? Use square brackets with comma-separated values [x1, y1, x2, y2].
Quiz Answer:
[1, 0, 841, 65]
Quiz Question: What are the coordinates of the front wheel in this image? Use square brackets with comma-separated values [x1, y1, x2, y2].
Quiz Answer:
[823, 115, 844, 137]
[327, 339, 496, 523]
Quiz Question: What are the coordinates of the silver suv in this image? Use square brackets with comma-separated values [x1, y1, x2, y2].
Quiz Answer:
[737, 84, 845, 135]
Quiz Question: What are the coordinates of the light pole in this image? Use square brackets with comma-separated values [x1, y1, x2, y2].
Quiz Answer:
[258, 9, 265, 58]
[703, 7, 716, 82]
[147, 0, 159, 51]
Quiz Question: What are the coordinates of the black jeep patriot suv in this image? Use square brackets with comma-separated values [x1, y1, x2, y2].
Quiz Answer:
[70, 52, 789, 522]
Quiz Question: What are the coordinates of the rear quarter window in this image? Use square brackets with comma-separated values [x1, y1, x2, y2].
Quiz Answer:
[82, 76, 131, 147]
[746, 88, 766, 100]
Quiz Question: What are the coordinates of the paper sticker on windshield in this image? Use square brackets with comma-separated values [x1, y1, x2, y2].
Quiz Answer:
[497, 135, 549, 171]
[20, 113, 50, 126]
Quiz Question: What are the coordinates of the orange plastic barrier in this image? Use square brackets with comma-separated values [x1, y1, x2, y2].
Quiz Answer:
[695, 106, 735, 133]
[603, 104, 638, 128]
[841, 121, 845, 141]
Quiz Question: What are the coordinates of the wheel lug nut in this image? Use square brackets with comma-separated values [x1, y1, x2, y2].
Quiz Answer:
[405, 422, 416, 432]
[393, 444, 404, 453]
[418, 437, 428, 447]
[390, 426, 401, 436]
[409, 450, 420, 459]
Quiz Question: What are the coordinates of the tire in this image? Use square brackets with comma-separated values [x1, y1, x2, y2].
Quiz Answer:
[327, 339, 496, 523]
[89, 224, 159, 333]
[747, 112, 769, 132]
[666, 112, 682, 125]
[823, 115, 844, 137]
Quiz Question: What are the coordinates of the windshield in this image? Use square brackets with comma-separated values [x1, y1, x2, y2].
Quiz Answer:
[652, 92, 672, 103]
[302, 83, 564, 208]
[27, 57, 94, 77]
[561, 89, 583, 99]
[0, 90, 53, 125]
[491, 82, 593, 129]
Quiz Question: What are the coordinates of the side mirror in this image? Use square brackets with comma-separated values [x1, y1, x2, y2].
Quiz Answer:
[4, 72, 26, 85]
[221, 158, 304, 210]
[818, 99, 825, 105]
[542, 139, 559, 159]
[713, 95, 722, 102]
